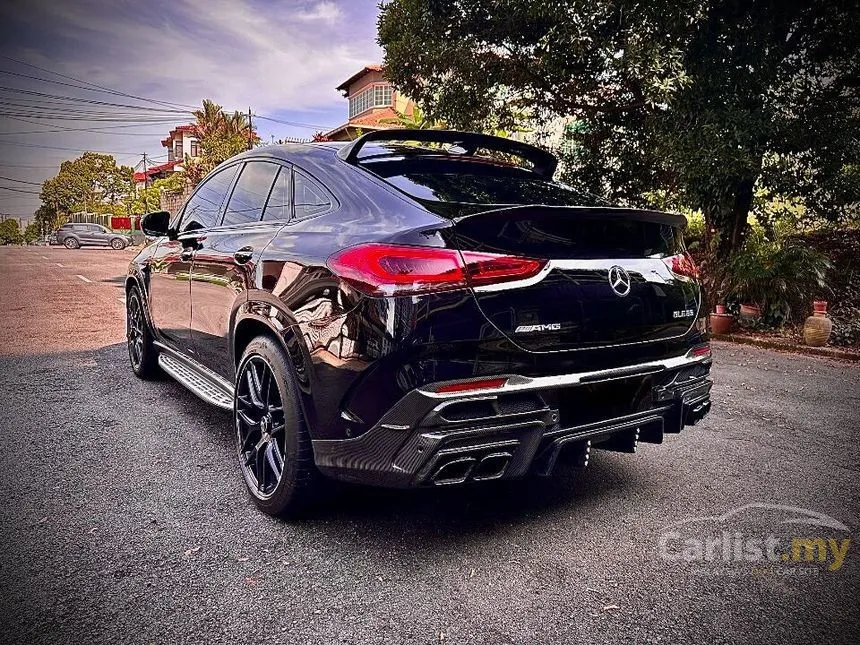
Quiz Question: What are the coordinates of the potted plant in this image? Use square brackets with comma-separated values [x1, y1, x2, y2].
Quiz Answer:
[710, 304, 734, 335]
[727, 236, 830, 327]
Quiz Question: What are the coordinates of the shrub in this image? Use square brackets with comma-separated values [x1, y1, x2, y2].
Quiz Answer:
[726, 233, 831, 325]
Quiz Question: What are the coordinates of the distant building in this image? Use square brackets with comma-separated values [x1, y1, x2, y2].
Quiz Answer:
[134, 124, 200, 188]
[322, 65, 416, 141]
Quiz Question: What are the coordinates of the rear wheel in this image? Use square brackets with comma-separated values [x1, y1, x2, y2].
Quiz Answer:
[110, 238, 125, 250]
[126, 286, 159, 379]
[235, 336, 319, 517]
[63, 237, 79, 249]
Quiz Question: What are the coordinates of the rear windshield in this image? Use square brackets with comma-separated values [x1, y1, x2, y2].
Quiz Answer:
[386, 172, 607, 208]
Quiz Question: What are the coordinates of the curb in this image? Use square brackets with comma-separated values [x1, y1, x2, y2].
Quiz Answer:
[712, 333, 860, 363]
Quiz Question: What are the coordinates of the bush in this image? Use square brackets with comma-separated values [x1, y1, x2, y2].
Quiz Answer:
[726, 232, 831, 326]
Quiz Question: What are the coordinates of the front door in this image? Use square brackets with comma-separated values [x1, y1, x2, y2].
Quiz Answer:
[189, 161, 286, 382]
[148, 164, 241, 355]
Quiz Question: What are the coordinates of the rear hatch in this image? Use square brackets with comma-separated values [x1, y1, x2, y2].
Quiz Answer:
[451, 206, 701, 353]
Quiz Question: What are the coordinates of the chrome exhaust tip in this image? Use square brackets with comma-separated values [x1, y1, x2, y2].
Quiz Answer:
[471, 452, 512, 481]
[431, 456, 478, 485]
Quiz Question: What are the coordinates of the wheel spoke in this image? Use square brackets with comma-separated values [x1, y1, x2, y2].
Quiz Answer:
[265, 442, 283, 480]
[237, 409, 258, 427]
[246, 366, 265, 409]
[256, 444, 268, 491]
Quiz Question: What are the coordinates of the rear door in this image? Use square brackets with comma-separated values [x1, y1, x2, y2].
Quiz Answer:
[189, 160, 286, 381]
[451, 206, 700, 352]
[90, 224, 111, 245]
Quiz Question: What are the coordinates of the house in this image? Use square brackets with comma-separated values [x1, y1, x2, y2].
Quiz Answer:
[322, 65, 417, 141]
[133, 124, 200, 188]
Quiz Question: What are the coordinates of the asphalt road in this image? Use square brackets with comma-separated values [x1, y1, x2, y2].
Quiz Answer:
[0, 245, 858, 645]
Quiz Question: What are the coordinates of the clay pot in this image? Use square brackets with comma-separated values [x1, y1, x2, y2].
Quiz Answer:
[739, 304, 762, 320]
[803, 311, 832, 347]
[715, 304, 727, 315]
[710, 313, 734, 335]
[813, 300, 828, 314]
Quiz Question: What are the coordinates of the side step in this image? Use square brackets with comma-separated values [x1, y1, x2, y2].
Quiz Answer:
[157, 350, 234, 410]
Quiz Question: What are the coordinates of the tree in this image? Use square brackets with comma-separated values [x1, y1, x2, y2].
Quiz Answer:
[0, 219, 22, 245]
[380, 105, 446, 130]
[39, 152, 134, 215]
[184, 99, 259, 186]
[378, 0, 860, 261]
[23, 221, 41, 244]
[33, 203, 61, 235]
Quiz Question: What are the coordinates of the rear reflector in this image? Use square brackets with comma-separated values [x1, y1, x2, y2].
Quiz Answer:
[436, 377, 509, 394]
[687, 344, 712, 359]
[327, 244, 546, 296]
[663, 252, 699, 279]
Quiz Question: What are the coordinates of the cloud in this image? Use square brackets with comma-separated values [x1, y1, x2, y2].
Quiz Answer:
[296, 1, 343, 23]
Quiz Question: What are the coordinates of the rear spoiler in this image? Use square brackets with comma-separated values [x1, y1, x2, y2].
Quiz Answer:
[455, 204, 688, 228]
[337, 129, 559, 179]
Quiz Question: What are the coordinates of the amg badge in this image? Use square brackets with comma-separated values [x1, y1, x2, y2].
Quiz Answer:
[673, 309, 695, 318]
[514, 323, 562, 333]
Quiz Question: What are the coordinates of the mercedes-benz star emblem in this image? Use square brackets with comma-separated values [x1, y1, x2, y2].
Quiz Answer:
[608, 265, 632, 297]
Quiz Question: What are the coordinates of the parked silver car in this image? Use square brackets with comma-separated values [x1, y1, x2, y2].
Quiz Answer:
[55, 223, 132, 249]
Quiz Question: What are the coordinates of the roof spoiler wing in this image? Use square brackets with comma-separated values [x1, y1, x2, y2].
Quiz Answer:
[337, 129, 559, 179]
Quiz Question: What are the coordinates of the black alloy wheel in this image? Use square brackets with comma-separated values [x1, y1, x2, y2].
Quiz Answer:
[126, 286, 158, 378]
[236, 355, 287, 499]
[235, 336, 318, 516]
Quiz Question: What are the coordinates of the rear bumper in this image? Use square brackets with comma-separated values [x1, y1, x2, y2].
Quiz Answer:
[312, 353, 712, 487]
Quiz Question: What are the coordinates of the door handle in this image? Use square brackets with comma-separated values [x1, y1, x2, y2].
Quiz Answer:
[234, 247, 254, 265]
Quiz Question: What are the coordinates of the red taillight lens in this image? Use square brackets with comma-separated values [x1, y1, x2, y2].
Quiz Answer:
[436, 377, 509, 394]
[663, 252, 699, 279]
[687, 343, 711, 359]
[327, 244, 546, 296]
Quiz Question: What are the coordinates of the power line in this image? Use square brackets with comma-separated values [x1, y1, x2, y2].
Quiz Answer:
[1, 56, 200, 112]
[0, 174, 43, 186]
[0, 185, 40, 195]
[254, 114, 334, 131]
[0, 140, 144, 154]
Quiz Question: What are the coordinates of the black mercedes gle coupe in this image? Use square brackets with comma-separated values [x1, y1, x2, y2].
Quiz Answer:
[126, 129, 713, 517]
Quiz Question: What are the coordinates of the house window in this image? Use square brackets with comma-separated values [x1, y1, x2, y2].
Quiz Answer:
[190, 140, 200, 157]
[174, 141, 182, 160]
[349, 83, 393, 118]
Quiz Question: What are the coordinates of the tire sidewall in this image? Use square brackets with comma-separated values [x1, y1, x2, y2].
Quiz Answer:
[236, 336, 309, 515]
[127, 286, 156, 378]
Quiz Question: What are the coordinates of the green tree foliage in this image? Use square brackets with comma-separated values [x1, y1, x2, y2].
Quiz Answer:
[33, 203, 61, 235]
[0, 219, 22, 245]
[131, 173, 188, 215]
[39, 152, 134, 214]
[183, 99, 259, 186]
[23, 221, 41, 243]
[378, 0, 860, 260]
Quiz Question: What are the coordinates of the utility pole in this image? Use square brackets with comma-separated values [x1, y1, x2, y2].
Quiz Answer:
[247, 107, 253, 150]
[142, 153, 149, 212]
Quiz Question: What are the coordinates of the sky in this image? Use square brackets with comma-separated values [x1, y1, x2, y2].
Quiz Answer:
[0, 0, 384, 221]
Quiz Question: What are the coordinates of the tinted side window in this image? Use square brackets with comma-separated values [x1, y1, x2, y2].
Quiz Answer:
[181, 165, 240, 232]
[262, 167, 291, 222]
[293, 171, 332, 219]
[222, 162, 280, 227]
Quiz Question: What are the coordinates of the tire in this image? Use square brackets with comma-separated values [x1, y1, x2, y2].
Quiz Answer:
[126, 285, 159, 379]
[110, 238, 125, 250]
[234, 336, 320, 517]
[63, 237, 80, 249]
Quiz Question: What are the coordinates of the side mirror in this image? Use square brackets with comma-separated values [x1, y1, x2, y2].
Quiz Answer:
[140, 211, 171, 238]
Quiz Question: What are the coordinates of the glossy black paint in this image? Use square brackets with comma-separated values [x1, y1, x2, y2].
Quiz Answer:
[128, 133, 712, 487]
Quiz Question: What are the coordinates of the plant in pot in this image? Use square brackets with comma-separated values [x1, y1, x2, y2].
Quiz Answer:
[727, 235, 831, 328]
[709, 303, 734, 335]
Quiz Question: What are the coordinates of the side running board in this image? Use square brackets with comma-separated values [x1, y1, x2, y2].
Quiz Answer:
[156, 347, 234, 410]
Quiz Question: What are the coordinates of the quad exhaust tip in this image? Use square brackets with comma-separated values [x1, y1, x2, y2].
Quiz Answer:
[430, 452, 513, 485]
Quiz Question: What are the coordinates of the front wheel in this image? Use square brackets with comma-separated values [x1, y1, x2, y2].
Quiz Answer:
[126, 285, 159, 379]
[234, 336, 320, 517]
[63, 237, 79, 249]
[110, 238, 126, 250]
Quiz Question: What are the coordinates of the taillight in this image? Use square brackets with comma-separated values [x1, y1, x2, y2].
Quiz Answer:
[327, 244, 546, 296]
[687, 343, 712, 359]
[663, 252, 699, 279]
